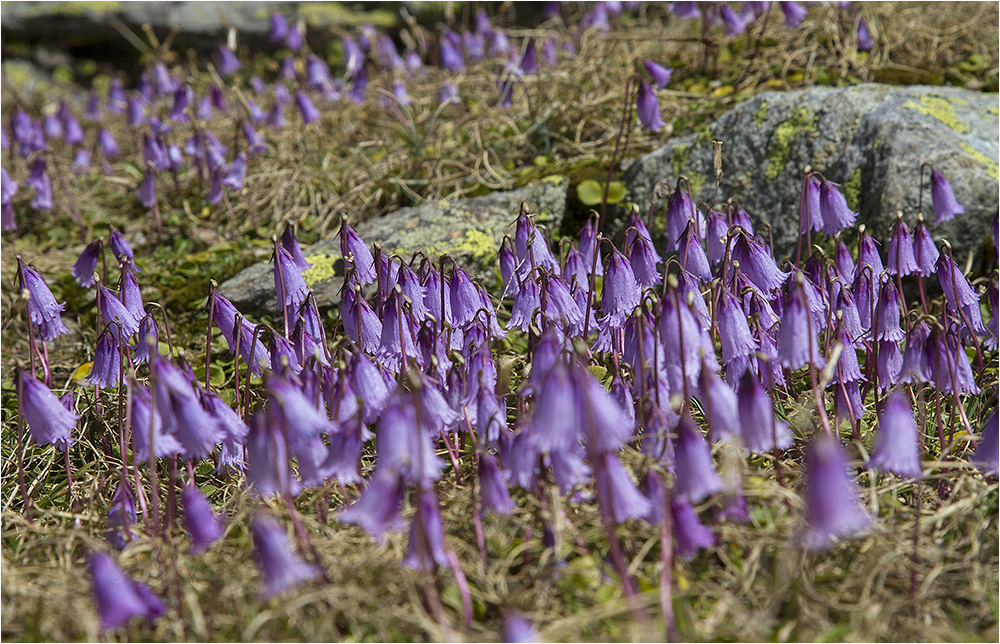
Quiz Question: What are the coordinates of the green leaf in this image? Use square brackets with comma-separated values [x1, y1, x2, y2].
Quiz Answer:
[577, 180, 626, 206]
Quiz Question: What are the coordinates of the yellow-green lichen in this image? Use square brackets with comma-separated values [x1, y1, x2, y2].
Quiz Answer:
[947, 96, 969, 107]
[669, 143, 690, 178]
[987, 105, 999, 116]
[297, 3, 396, 29]
[901, 96, 971, 134]
[764, 106, 817, 181]
[688, 171, 707, 196]
[20, 1, 122, 18]
[752, 101, 768, 125]
[451, 229, 497, 264]
[301, 253, 339, 288]
[959, 142, 1000, 181]
[842, 167, 862, 212]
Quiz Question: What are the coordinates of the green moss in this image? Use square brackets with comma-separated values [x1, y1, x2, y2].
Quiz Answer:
[752, 101, 768, 125]
[688, 170, 707, 196]
[842, 167, 862, 212]
[901, 96, 971, 133]
[764, 106, 817, 181]
[301, 252, 339, 288]
[959, 142, 1000, 181]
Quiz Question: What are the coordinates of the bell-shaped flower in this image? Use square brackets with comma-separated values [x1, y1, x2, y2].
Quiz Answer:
[294, 91, 321, 125]
[17, 260, 68, 341]
[636, 81, 664, 132]
[375, 388, 442, 484]
[818, 178, 857, 235]
[218, 45, 241, 76]
[872, 279, 905, 343]
[222, 153, 247, 191]
[26, 158, 52, 210]
[672, 497, 715, 559]
[182, 484, 225, 553]
[854, 227, 883, 281]
[342, 284, 382, 354]
[593, 452, 652, 524]
[911, 215, 939, 277]
[875, 340, 902, 393]
[730, 233, 787, 294]
[88, 552, 165, 631]
[665, 184, 697, 251]
[97, 284, 140, 337]
[269, 12, 289, 42]
[802, 436, 873, 549]
[972, 413, 998, 477]
[129, 382, 182, 462]
[340, 222, 376, 284]
[699, 364, 741, 441]
[86, 327, 123, 388]
[600, 247, 640, 328]
[930, 169, 963, 223]
[644, 59, 673, 89]
[867, 391, 922, 479]
[514, 212, 558, 273]
[834, 241, 855, 282]
[717, 290, 756, 364]
[152, 357, 225, 460]
[508, 276, 540, 332]
[800, 174, 823, 233]
[339, 469, 407, 541]
[273, 245, 309, 321]
[478, 452, 514, 514]
[778, 281, 823, 370]
[403, 487, 450, 571]
[678, 221, 712, 281]
[252, 514, 321, 600]
[737, 372, 793, 454]
[856, 18, 873, 51]
[18, 369, 77, 449]
[937, 255, 985, 335]
[887, 216, 918, 276]
[578, 216, 604, 277]
[720, 3, 750, 34]
[673, 415, 723, 503]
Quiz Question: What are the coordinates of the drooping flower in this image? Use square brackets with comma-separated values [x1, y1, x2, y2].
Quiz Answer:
[737, 372, 793, 454]
[295, 91, 321, 125]
[911, 215, 939, 276]
[872, 278, 905, 343]
[18, 369, 77, 449]
[97, 284, 141, 337]
[720, 2, 750, 35]
[778, 280, 824, 370]
[886, 215, 919, 276]
[151, 356, 225, 460]
[600, 247, 641, 328]
[819, 177, 857, 235]
[17, 260, 68, 341]
[780, 1, 808, 27]
[730, 232, 787, 294]
[88, 552, 165, 631]
[273, 245, 310, 320]
[867, 391, 923, 479]
[636, 81, 664, 133]
[403, 487, 451, 571]
[252, 514, 321, 600]
[129, 381, 182, 462]
[854, 227, 884, 282]
[340, 221, 376, 284]
[856, 18, 873, 51]
[503, 611, 540, 643]
[673, 415, 723, 503]
[593, 452, 652, 524]
[269, 12, 289, 42]
[478, 452, 514, 514]
[86, 327, 123, 388]
[972, 413, 998, 477]
[27, 158, 52, 210]
[672, 497, 715, 559]
[98, 128, 120, 160]
[182, 484, 225, 553]
[644, 59, 673, 89]
[717, 290, 756, 364]
[802, 436, 872, 549]
[218, 45, 242, 76]
[929, 168, 964, 223]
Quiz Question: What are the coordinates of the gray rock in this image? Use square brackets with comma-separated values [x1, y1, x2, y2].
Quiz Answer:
[623, 83, 999, 262]
[219, 177, 568, 317]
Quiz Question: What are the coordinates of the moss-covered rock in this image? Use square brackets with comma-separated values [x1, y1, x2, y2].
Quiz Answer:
[624, 83, 999, 262]
[219, 178, 568, 316]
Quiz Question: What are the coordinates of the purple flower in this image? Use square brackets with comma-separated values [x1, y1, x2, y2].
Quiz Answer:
[601, 247, 641, 328]
[169, 85, 191, 122]
[503, 611, 540, 643]
[273, 245, 310, 321]
[340, 222, 376, 284]
[403, 488, 450, 571]
[269, 12, 289, 42]
[26, 158, 53, 211]
[930, 169, 963, 223]
[972, 413, 998, 477]
[737, 372, 793, 454]
[222, 153, 247, 191]
[98, 128, 120, 160]
[780, 1, 808, 27]
[218, 45, 242, 76]
[644, 59, 673, 89]
[911, 215, 939, 277]
[295, 91, 321, 125]
[802, 436, 872, 549]
[18, 370, 77, 449]
[778, 281, 823, 370]
[594, 452, 652, 524]
[86, 327, 123, 388]
[17, 260, 68, 341]
[857, 18, 873, 51]
[285, 24, 304, 51]
[252, 514, 321, 600]
[636, 81, 665, 133]
[478, 452, 514, 514]
[886, 215, 918, 276]
[182, 484, 225, 553]
[129, 382, 182, 462]
[854, 227, 884, 281]
[673, 415, 723, 503]
[119, 269, 143, 321]
[867, 391, 922, 479]
[152, 357, 225, 460]
[819, 177, 857, 235]
[717, 290, 756, 363]
[730, 232, 787, 294]
[699, 365, 741, 440]
[338, 470, 407, 541]
[97, 284, 141, 337]
[88, 552, 165, 631]
[672, 497, 715, 559]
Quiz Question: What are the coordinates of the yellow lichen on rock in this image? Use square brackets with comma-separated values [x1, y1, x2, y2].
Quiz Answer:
[901, 96, 971, 134]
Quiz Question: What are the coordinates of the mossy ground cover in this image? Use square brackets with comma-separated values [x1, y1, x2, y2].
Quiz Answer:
[2, 2, 998, 641]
